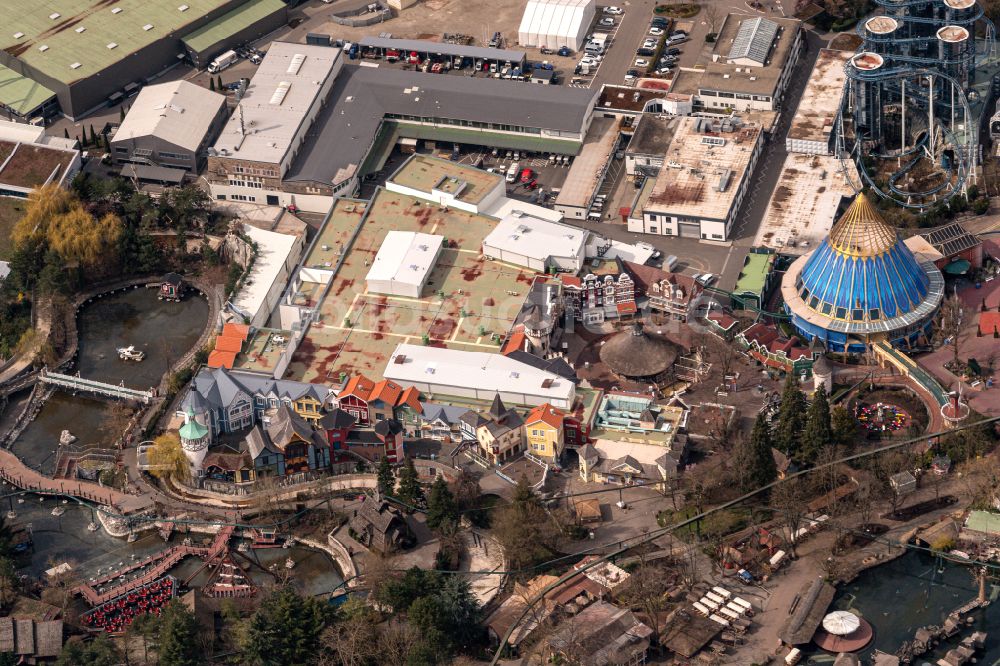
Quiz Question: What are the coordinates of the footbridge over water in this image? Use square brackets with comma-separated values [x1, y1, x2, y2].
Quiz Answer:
[39, 371, 155, 404]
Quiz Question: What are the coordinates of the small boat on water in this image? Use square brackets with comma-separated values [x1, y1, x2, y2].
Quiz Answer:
[117, 346, 145, 362]
[60, 430, 76, 446]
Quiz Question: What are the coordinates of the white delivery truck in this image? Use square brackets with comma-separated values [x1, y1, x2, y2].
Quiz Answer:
[208, 50, 239, 74]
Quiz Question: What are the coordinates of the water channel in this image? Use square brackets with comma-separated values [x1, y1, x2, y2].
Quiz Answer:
[805, 550, 1000, 664]
[5, 285, 345, 595]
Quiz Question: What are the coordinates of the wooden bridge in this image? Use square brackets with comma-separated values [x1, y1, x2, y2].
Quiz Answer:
[76, 526, 235, 606]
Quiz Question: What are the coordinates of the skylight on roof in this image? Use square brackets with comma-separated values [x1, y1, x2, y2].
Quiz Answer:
[70, 62, 81, 69]
[270, 81, 291, 106]
[287, 54, 306, 75]
[38, 45, 49, 52]
[111, 7, 123, 13]
[13, 32, 23, 39]
[107, 43, 118, 49]
[49, 13, 61, 20]
[727, 17, 778, 65]
[143, 24, 154, 31]
[178, 4, 189, 11]
[75, 26, 86, 33]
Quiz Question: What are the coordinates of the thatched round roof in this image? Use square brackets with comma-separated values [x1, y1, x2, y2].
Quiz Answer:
[600, 323, 678, 379]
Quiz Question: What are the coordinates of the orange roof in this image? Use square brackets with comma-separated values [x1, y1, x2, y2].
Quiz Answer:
[399, 386, 422, 412]
[222, 323, 250, 342]
[207, 350, 237, 369]
[526, 403, 564, 429]
[979, 311, 1000, 336]
[616, 301, 638, 315]
[341, 375, 375, 401]
[502, 328, 526, 355]
[214, 335, 244, 353]
[371, 380, 403, 406]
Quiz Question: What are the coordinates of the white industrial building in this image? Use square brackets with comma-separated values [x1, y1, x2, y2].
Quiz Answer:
[232, 224, 304, 328]
[365, 231, 444, 298]
[384, 344, 577, 408]
[482, 213, 588, 272]
[518, 0, 596, 51]
[785, 49, 852, 155]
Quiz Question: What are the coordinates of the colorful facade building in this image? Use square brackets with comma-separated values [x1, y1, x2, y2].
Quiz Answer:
[472, 394, 525, 465]
[561, 271, 637, 324]
[524, 403, 566, 462]
[334, 375, 422, 427]
[736, 322, 820, 375]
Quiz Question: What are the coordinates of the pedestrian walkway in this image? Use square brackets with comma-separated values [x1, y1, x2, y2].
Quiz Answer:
[0, 448, 153, 514]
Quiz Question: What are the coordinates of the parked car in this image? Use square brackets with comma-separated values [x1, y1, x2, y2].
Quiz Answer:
[642, 39, 658, 48]
[695, 273, 716, 287]
[599, 17, 615, 26]
[636, 48, 655, 57]
[626, 68, 639, 77]
[665, 47, 681, 56]
[649, 27, 664, 36]
[558, 45, 572, 56]
[604, 6, 624, 14]
[670, 29, 688, 37]
[634, 58, 649, 67]
[656, 66, 673, 75]
[651, 16, 669, 25]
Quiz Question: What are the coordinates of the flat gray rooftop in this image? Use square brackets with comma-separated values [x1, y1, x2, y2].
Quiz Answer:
[284, 64, 597, 188]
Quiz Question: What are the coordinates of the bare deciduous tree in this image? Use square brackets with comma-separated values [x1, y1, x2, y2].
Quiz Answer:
[771, 478, 808, 557]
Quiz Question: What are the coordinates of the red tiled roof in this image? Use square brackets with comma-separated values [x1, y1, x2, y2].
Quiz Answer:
[342, 375, 375, 401]
[503, 328, 526, 355]
[214, 335, 244, 353]
[222, 323, 250, 341]
[616, 301, 638, 315]
[371, 380, 403, 406]
[560, 275, 582, 288]
[399, 387, 422, 412]
[979, 311, 1000, 336]
[207, 350, 237, 369]
[526, 403, 565, 429]
[708, 312, 737, 330]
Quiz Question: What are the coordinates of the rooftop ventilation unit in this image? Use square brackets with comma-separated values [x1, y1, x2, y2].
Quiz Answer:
[75, 27, 85, 33]
[111, 7, 123, 13]
[70, 62, 81, 69]
[143, 24, 153, 31]
[49, 13, 61, 20]
[178, 4, 189, 11]
[13, 32, 23, 39]
[107, 42, 118, 49]
[270, 81, 291, 105]
[287, 54, 306, 75]
[38, 45, 49, 52]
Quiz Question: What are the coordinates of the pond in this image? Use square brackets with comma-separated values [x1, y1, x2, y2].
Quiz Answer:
[804, 550, 1000, 664]
[7, 286, 209, 475]
[75, 285, 209, 389]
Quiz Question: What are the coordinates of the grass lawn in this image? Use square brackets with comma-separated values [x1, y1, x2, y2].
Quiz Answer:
[0, 197, 26, 261]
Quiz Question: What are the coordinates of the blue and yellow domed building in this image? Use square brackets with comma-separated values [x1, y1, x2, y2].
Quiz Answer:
[781, 194, 945, 353]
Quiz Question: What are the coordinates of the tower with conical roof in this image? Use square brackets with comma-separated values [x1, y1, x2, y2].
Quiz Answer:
[179, 407, 210, 474]
[780, 194, 945, 353]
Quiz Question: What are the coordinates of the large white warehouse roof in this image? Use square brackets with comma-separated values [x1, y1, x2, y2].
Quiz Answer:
[518, 0, 596, 51]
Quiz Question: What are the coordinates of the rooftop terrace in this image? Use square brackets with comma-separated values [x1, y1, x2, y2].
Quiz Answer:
[1, 0, 229, 82]
[287, 188, 538, 384]
[0, 141, 74, 188]
[734, 251, 775, 297]
[388, 154, 503, 206]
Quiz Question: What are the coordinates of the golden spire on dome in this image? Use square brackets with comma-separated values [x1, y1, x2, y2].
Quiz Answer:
[827, 193, 899, 258]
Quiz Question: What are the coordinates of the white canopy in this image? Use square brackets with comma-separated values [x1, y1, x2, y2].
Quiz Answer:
[822, 611, 861, 636]
[518, 0, 596, 51]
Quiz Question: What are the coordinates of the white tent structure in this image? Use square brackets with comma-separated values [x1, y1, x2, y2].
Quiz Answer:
[518, 0, 596, 51]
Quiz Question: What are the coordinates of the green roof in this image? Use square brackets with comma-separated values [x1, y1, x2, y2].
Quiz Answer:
[182, 0, 285, 54]
[0, 64, 56, 116]
[965, 510, 1000, 535]
[734, 251, 775, 297]
[1, 0, 231, 83]
[179, 411, 209, 441]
